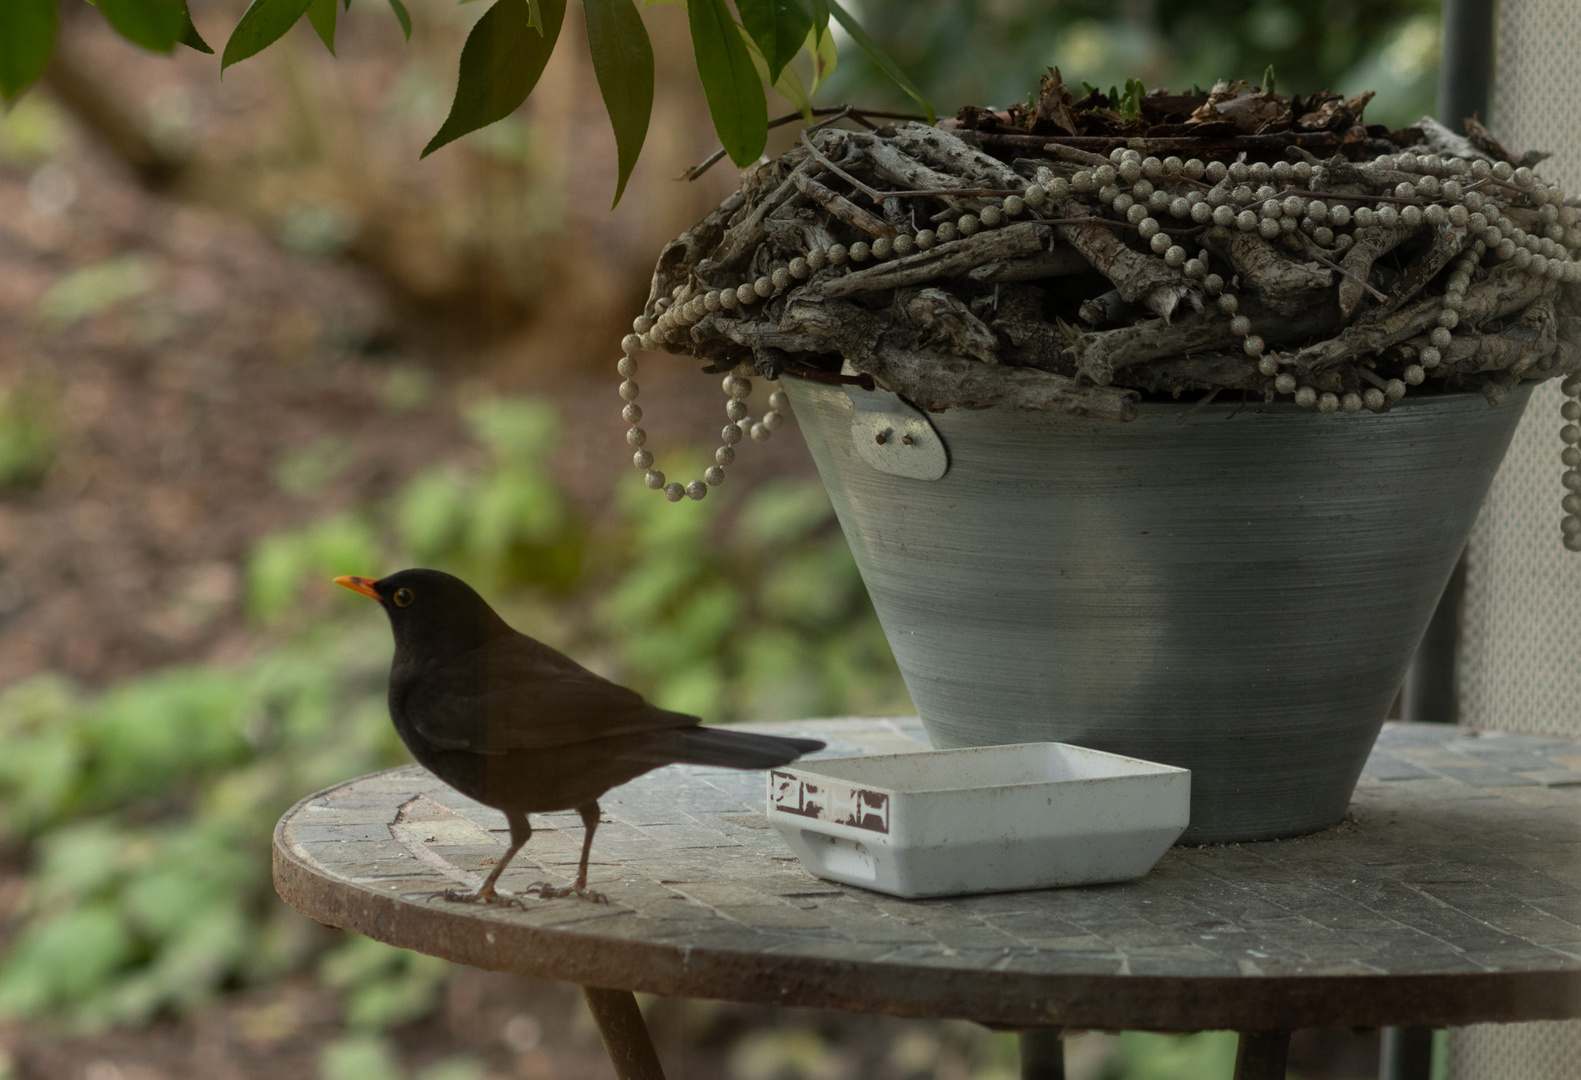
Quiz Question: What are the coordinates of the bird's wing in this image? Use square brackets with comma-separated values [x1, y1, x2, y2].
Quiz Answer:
[398, 635, 697, 753]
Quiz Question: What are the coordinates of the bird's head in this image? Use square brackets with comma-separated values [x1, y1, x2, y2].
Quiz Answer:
[335, 568, 515, 658]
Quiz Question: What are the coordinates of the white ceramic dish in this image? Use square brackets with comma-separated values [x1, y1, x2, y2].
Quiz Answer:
[767, 742, 1190, 898]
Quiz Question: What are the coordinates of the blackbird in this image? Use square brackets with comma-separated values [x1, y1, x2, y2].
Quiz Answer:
[335, 568, 824, 904]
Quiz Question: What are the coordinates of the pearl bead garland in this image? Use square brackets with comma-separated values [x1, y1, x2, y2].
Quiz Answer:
[630, 143, 1581, 527]
[1564, 374, 1581, 551]
[617, 327, 789, 501]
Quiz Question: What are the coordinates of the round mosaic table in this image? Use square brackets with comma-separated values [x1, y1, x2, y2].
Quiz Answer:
[274, 719, 1581, 1079]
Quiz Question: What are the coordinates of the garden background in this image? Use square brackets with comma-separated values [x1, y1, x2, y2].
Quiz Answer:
[0, 1, 1444, 1076]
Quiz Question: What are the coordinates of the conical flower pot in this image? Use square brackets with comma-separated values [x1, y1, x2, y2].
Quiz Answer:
[782, 375, 1534, 843]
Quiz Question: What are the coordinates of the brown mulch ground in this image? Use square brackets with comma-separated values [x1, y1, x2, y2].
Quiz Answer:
[0, 141, 449, 688]
[0, 121, 803, 693]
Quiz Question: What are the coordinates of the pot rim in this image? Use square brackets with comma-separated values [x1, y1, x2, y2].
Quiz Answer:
[781, 370, 1540, 422]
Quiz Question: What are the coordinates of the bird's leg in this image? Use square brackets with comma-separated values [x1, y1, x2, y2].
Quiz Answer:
[572, 802, 609, 902]
[531, 802, 609, 903]
[443, 814, 530, 906]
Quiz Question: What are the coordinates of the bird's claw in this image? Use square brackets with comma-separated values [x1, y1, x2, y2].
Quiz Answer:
[438, 886, 526, 908]
[524, 881, 609, 904]
[424, 881, 607, 907]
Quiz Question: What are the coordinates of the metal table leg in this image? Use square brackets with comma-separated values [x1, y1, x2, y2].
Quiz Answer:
[583, 986, 668, 1080]
[1233, 1030, 1290, 1080]
[1380, 1026, 1434, 1080]
[1019, 1028, 1065, 1079]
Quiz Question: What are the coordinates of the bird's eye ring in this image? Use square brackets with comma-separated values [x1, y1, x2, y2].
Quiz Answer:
[392, 588, 414, 608]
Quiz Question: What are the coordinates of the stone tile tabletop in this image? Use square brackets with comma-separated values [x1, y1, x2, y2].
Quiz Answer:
[274, 719, 1581, 1032]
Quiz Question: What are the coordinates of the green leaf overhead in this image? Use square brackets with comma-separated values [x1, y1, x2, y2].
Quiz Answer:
[806, 0, 829, 40]
[736, 0, 809, 85]
[423, 0, 566, 157]
[790, 0, 830, 69]
[179, 5, 215, 54]
[385, 0, 413, 40]
[222, 0, 314, 70]
[804, 22, 834, 93]
[98, 0, 188, 53]
[737, 25, 811, 124]
[0, 0, 55, 104]
[306, 0, 338, 55]
[825, 0, 932, 124]
[689, 0, 767, 167]
[583, 0, 654, 207]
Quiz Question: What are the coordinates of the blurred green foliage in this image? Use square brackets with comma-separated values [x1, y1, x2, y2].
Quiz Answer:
[35, 255, 155, 330]
[0, 379, 58, 491]
[0, 2, 1453, 1070]
[0, 626, 399, 1028]
[826, 0, 1441, 129]
[318, 1032, 483, 1080]
[1095, 1031, 1242, 1079]
[0, 95, 62, 165]
[274, 436, 357, 500]
[0, 392, 909, 1034]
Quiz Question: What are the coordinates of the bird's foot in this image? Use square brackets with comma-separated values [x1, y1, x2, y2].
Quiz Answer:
[438, 884, 525, 908]
[524, 880, 609, 904]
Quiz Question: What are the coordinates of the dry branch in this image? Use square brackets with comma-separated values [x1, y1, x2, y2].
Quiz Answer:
[1373, 224, 1468, 315]
[774, 296, 1137, 419]
[1287, 265, 1553, 375]
[1051, 199, 1185, 321]
[810, 222, 1053, 298]
[1201, 231, 1334, 316]
[792, 172, 900, 239]
[1337, 224, 1414, 319]
[1074, 304, 1338, 385]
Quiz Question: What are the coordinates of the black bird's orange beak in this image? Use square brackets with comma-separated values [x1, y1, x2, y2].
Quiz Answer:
[334, 575, 381, 600]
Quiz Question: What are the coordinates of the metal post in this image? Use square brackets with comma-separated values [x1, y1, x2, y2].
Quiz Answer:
[1233, 1030, 1290, 1080]
[1019, 1028, 1065, 1079]
[1380, 1026, 1436, 1080]
[583, 986, 668, 1080]
[1437, 0, 1497, 133]
[1402, 553, 1467, 725]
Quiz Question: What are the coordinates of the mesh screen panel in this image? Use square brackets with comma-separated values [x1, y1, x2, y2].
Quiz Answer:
[1451, 0, 1581, 1074]
[1459, 376, 1581, 736]
[1450, 1021, 1581, 1080]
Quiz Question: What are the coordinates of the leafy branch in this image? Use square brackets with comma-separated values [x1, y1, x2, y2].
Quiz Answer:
[1, 0, 932, 208]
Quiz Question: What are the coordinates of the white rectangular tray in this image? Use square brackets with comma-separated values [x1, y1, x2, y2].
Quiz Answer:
[767, 742, 1190, 898]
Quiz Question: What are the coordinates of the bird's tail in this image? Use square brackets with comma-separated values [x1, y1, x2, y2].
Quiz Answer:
[665, 726, 825, 769]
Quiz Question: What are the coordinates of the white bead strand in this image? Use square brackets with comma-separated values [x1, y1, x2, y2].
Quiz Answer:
[617, 317, 793, 501]
[1565, 375, 1581, 550]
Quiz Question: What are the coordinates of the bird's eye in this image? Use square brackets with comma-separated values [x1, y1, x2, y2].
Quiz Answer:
[393, 588, 414, 607]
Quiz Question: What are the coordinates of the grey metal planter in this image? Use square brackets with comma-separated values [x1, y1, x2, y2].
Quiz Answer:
[782, 376, 1534, 843]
